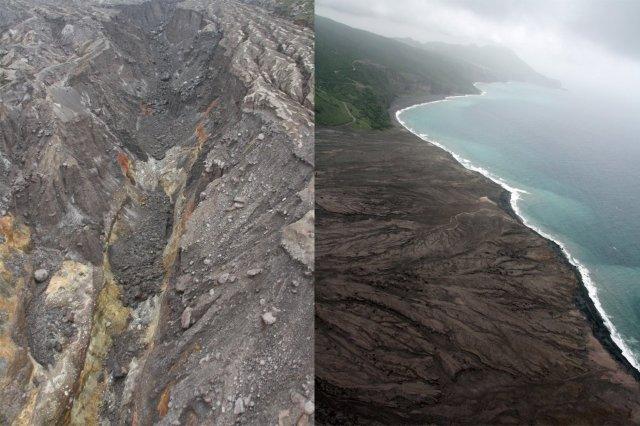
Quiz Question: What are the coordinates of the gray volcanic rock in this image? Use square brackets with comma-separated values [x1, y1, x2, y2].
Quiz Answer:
[315, 126, 640, 424]
[33, 268, 49, 283]
[0, 0, 313, 424]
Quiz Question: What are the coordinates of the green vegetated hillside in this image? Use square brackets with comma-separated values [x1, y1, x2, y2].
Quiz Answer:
[401, 39, 557, 86]
[316, 16, 558, 129]
[275, 0, 313, 27]
[243, 0, 313, 27]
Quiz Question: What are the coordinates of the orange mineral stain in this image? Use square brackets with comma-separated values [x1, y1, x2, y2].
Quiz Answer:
[195, 122, 209, 147]
[202, 98, 220, 117]
[139, 102, 153, 116]
[157, 387, 170, 418]
[116, 152, 136, 184]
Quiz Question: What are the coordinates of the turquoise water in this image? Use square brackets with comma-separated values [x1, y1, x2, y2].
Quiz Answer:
[397, 82, 640, 370]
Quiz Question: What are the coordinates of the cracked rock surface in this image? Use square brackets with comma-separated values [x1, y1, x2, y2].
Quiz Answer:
[0, 0, 313, 424]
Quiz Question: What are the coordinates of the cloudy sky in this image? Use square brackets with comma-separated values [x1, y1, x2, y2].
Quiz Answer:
[316, 0, 640, 94]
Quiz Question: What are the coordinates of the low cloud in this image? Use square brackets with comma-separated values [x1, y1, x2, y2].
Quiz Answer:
[316, 0, 640, 95]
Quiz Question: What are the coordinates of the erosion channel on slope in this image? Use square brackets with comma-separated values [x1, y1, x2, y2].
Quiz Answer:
[0, 0, 314, 424]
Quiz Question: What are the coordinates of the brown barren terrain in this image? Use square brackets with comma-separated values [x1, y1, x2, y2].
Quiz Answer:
[315, 123, 640, 424]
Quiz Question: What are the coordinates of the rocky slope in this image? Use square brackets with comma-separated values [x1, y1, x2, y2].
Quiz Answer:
[315, 126, 640, 425]
[0, 0, 314, 424]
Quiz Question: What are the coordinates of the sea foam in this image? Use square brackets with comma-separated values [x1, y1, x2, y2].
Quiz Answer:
[395, 86, 640, 372]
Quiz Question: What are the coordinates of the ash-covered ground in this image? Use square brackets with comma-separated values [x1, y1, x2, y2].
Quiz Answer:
[315, 126, 640, 425]
[0, 0, 314, 424]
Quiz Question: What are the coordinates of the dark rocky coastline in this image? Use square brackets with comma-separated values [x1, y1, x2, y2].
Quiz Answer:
[495, 188, 640, 383]
[395, 92, 640, 383]
[316, 96, 640, 423]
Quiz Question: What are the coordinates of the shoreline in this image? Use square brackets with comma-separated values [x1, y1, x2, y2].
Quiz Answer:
[390, 87, 640, 380]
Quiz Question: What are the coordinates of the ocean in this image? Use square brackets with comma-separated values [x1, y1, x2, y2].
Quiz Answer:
[397, 82, 640, 371]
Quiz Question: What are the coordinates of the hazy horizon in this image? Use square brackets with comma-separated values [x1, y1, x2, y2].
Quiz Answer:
[316, 0, 640, 96]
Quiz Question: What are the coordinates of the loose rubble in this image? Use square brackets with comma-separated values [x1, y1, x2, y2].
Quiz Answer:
[34, 269, 49, 283]
[261, 311, 277, 325]
[0, 0, 314, 424]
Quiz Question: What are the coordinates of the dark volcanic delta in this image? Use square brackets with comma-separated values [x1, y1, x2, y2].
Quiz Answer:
[315, 123, 640, 424]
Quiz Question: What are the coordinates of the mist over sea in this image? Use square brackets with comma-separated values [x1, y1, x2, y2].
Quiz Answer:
[398, 82, 640, 369]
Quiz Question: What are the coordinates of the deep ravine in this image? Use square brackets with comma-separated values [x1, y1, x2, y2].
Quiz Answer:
[0, 0, 314, 424]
